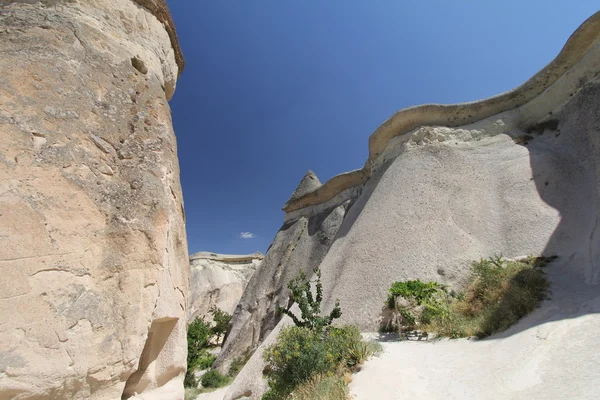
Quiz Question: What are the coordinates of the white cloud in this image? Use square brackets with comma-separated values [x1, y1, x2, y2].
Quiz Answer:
[240, 232, 256, 239]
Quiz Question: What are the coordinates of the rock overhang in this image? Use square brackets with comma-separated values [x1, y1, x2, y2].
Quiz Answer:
[132, 0, 185, 76]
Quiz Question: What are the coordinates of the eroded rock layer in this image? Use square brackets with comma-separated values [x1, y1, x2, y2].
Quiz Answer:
[189, 252, 263, 321]
[213, 172, 347, 375]
[0, 1, 187, 399]
[224, 12, 600, 399]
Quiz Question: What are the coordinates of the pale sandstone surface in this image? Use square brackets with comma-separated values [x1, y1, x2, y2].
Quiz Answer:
[351, 259, 600, 399]
[283, 11, 600, 214]
[195, 386, 230, 400]
[319, 61, 600, 331]
[188, 252, 262, 321]
[213, 171, 347, 374]
[225, 14, 600, 399]
[0, 1, 187, 399]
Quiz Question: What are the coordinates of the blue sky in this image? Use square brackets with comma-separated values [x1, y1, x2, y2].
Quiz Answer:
[167, 1, 598, 255]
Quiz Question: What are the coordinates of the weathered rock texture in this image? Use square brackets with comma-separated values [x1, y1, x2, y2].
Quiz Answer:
[189, 252, 262, 321]
[213, 171, 347, 375]
[0, 1, 187, 399]
[225, 11, 600, 399]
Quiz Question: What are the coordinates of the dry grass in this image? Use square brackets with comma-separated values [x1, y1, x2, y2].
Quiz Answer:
[290, 370, 351, 400]
[184, 387, 202, 400]
[422, 256, 552, 338]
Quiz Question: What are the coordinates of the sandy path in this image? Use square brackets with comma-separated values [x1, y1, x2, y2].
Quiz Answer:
[350, 265, 600, 400]
[195, 386, 229, 400]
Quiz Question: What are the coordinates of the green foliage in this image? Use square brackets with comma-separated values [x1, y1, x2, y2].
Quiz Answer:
[209, 306, 232, 343]
[200, 369, 230, 388]
[263, 267, 379, 399]
[184, 387, 203, 400]
[291, 373, 350, 400]
[385, 256, 552, 339]
[388, 280, 444, 304]
[187, 317, 211, 364]
[228, 351, 252, 378]
[276, 267, 342, 333]
[345, 340, 383, 371]
[263, 325, 380, 399]
[197, 353, 216, 370]
[263, 326, 336, 396]
[185, 308, 232, 388]
[184, 370, 199, 389]
[452, 256, 551, 337]
[185, 317, 212, 387]
[386, 280, 448, 331]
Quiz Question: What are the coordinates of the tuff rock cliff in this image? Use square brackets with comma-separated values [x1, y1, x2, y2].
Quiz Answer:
[222, 11, 600, 399]
[0, 1, 187, 399]
[188, 252, 262, 321]
[213, 171, 348, 374]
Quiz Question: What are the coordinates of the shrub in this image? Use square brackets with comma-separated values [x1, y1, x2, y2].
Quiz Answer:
[277, 267, 341, 333]
[388, 280, 444, 304]
[209, 306, 232, 344]
[386, 255, 553, 339]
[184, 387, 202, 400]
[386, 279, 449, 331]
[345, 340, 383, 371]
[263, 326, 336, 396]
[264, 267, 380, 399]
[450, 256, 551, 337]
[196, 353, 216, 370]
[263, 325, 381, 398]
[200, 369, 230, 388]
[185, 317, 212, 387]
[327, 325, 380, 370]
[291, 372, 350, 400]
[228, 351, 253, 377]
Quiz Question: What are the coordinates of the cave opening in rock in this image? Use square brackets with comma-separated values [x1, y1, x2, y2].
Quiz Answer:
[121, 317, 178, 399]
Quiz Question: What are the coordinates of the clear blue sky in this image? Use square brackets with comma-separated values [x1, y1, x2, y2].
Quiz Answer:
[166, 0, 598, 255]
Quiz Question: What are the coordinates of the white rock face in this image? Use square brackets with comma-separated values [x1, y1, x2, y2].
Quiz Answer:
[189, 253, 263, 321]
[225, 12, 600, 399]
[0, 1, 187, 399]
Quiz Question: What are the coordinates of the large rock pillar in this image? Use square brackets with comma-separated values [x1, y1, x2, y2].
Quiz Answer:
[0, 1, 188, 399]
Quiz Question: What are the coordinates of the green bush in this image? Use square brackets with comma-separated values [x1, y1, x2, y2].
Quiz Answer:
[386, 256, 552, 338]
[388, 280, 444, 304]
[228, 351, 252, 378]
[264, 267, 380, 399]
[345, 340, 383, 371]
[184, 387, 202, 400]
[386, 280, 448, 331]
[209, 306, 232, 344]
[263, 326, 336, 395]
[263, 325, 381, 398]
[200, 369, 230, 388]
[292, 373, 350, 400]
[276, 267, 341, 333]
[185, 317, 212, 387]
[197, 353, 216, 370]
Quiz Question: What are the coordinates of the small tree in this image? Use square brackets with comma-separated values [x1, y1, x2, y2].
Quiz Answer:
[209, 306, 232, 344]
[276, 267, 341, 333]
[185, 316, 212, 387]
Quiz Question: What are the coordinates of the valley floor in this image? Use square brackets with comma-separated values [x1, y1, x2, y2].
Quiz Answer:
[350, 264, 600, 400]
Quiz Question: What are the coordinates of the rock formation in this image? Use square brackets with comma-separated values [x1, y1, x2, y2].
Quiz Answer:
[188, 252, 263, 321]
[223, 11, 600, 399]
[0, 1, 187, 399]
[213, 171, 348, 374]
